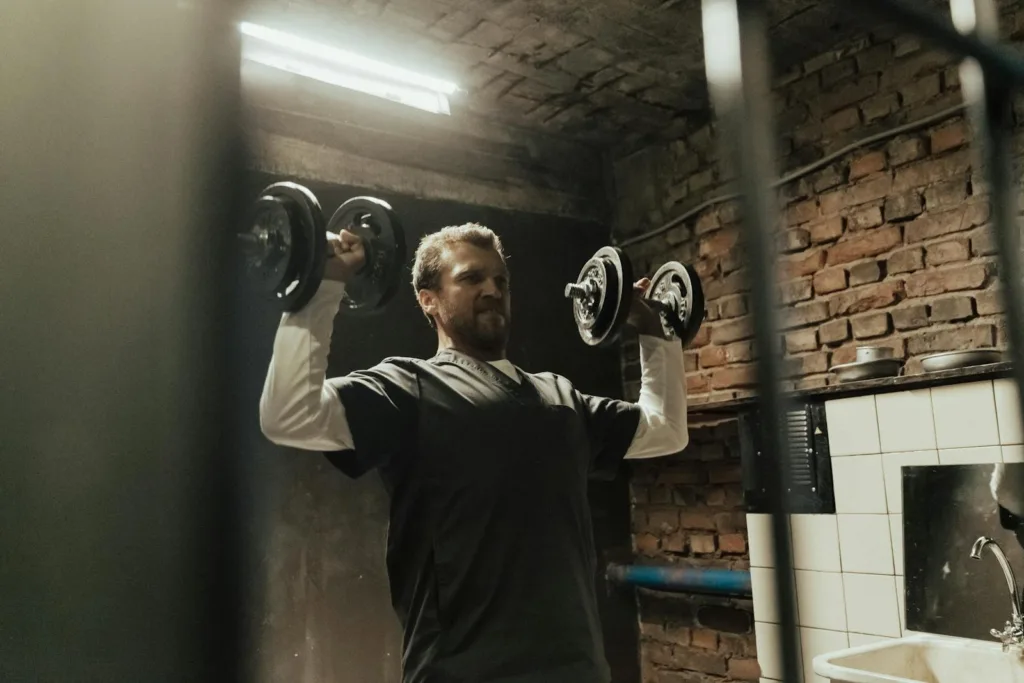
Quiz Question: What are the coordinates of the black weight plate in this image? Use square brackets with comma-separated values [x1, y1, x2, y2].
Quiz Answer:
[645, 261, 706, 346]
[242, 195, 296, 295]
[570, 246, 633, 347]
[327, 196, 406, 314]
[247, 182, 326, 312]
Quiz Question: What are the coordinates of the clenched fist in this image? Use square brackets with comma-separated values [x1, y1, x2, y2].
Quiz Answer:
[324, 229, 366, 283]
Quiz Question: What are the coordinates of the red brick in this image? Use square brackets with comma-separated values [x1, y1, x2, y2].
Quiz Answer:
[814, 268, 848, 294]
[888, 136, 927, 166]
[786, 199, 819, 225]
[783, 352, 829, 377]
[786, 328, 819, 352]
[687, 374, 710, 394]
[705, 486, 726, 506]
[635, 533, 659, 554]
[809, 217, 844, 243]
[906, 325, 995, 354]
[779, 278, 813, 304]
[709, 462, 743, 484]
[649, 509, 680, 532]
[782, 301, 830, 329]
[681, 512, 718, 530]
[930, 295, 975, 322]
[850, 151, 886, 179]
[715, 511, 745, 533]
[849, 260, 883, 286]
[830, 280, 906, 316]
[862, 92, 899, 122]
[977, 290, 1004, 315]
[905, 263, 987, 297]
[711, 319, 752, 344]
[727, 657, 762, 681]
[925, 177, 968, 209]
[699, 346, 728, 368]
[711, 365, 756, 389]
[663, 532, 687, 553]
[779, 228, 811, 253]
[893, 149, 972, 191]
[689, 535, 718, 555]
[699, 228, 740, 259]
[888, 247, 925, 274]
[885, 192, 924, 221]
[822, 75, 879, 113]
[931, 121, 968, 153]
[724, 341, 754, 363]
[901, 72, 941, 104]
[781, 249, 827, 278]
[821, 174, 892, 215]
[831, 346, 858, 365]
[820, 319, 851, 345]
[925, 238, 970, 266]
[824, 106, 861, 134]
[826, 225, 902, 266]
[971, 229, 997, 256]
[848, 206, 884, 231]
[692, 629, 719, 650]
[658, 463, 707, 485]
[892, 304, 930, 330]
[719, 533, 747, 554]
[852, 312, 891, 338]
[905, 209, 968, 243]
[684, 351, 698, 372]
[696, 210, 721, 235]
[719, 633, 758, 657]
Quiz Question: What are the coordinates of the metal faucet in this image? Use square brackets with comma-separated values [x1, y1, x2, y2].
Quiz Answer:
[970, 536, 1024, 652]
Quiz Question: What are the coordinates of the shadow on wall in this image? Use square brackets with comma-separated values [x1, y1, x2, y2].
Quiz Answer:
[237, 172, 637, 683]
[904, 463, 1024, 641]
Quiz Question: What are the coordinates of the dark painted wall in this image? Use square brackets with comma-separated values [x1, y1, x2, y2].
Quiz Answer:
[237, 171, 641, 683]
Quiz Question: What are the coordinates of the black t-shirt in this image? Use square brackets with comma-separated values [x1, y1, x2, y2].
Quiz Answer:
[324, 349, 642, 683]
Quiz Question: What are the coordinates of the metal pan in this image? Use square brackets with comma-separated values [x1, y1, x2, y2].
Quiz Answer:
[920, 349, 1005, 373]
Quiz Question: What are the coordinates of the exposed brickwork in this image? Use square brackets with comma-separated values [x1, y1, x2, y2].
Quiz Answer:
[630, 422, 756, 683]
[615, 26, 1014, 405]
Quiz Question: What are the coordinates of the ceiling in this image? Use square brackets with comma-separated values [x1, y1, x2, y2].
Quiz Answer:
[243, 0, 926, 151]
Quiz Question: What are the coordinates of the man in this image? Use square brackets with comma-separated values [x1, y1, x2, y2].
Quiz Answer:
[991, 462, 1024, 547]
[260, 222, 689, 683]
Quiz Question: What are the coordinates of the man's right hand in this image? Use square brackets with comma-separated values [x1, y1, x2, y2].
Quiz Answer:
[324, 229, 366, 283]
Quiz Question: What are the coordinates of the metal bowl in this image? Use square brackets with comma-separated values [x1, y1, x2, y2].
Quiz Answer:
[830, 358, 903, 383]
[920, 349, 1004, 373]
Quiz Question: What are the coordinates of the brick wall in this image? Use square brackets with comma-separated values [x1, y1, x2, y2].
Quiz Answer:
[613, 17, 1024, 407]
[629, 421, 759, 682]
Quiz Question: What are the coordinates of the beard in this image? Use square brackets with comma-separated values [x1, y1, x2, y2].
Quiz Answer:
[441, 301, 509, 352]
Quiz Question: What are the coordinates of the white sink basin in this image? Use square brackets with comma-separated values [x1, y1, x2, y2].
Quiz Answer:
[813, 633, 1024, 683]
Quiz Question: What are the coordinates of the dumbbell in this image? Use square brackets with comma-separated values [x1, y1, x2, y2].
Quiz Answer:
[564, 246, 705, 347]
[238, 181, 406, 313]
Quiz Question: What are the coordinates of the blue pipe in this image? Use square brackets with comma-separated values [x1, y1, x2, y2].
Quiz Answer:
[605, 563, 752, 597]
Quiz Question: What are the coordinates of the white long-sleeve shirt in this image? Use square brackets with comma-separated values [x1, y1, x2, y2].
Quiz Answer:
[259, 280, 689, 459]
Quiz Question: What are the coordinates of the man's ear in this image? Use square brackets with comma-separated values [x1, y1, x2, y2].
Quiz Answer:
[417, 289, 439, 319]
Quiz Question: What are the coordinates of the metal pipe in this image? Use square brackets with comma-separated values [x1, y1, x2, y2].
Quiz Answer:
[700, 1, 801, 681]
[606, 564, 752, 597]
[856, 0, 1024, 87]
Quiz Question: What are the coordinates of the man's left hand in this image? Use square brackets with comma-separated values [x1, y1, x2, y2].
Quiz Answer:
[627, 278, 665, 338]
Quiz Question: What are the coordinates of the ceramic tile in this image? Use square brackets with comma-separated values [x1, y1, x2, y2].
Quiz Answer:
[826, 395, 881, 456]
[1004, 445, 1024, 463]
[882, 450, 939, 514]
[876, 390, 936, 453]
[931, 381, 999, 449]
[843, 573, 901, 637]
[832, 454, 887, 513]
[756, 621, 800, 681]
[995, 378, 1024, 445]
[937, 446, 1003, 465]
[837, 514, 894, 574]
[800, 627, 850, 683]
[795, 570, 847, 631]
[748, 513, 778, 568]
[890, 514, 904, 576]
[896, 576, 906, 634]
[751, 566, 780, 624]
[791, 514, 841, 572]
[848, 632, 896, 647]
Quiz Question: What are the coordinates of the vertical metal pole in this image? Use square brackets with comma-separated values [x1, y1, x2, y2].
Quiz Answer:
[952, 0, 1024, 465]
[700, 1, 800, 681]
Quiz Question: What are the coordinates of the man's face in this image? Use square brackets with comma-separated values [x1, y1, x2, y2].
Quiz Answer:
[431, 242, 511, 354]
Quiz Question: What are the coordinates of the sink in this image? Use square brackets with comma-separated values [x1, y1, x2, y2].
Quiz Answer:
[813, 633, 1024, 682]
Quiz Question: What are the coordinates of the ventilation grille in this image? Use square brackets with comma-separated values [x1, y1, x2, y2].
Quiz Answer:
[786, 407, 814, 488]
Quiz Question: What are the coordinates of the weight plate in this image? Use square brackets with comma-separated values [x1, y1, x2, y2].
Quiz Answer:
[645, 261, 706, 346]
[244, 181, 326, 312]
[567, 246, 633, 347]
[327, 196, 406, 314]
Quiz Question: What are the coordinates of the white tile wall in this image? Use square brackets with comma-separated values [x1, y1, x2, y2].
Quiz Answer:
[825, 395, 881, 456]
[848, 632, 896, 647]
[931, 382, 999, 449]
[837, 514, 894, 574]
[747, 379, 1015, 672]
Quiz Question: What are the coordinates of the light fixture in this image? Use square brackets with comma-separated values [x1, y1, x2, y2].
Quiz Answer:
[239, 22, 457, 115]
